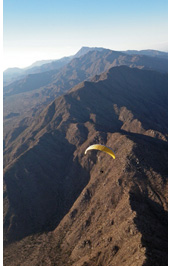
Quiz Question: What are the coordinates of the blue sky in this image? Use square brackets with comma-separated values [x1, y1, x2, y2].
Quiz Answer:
[3, 0, 168, 69]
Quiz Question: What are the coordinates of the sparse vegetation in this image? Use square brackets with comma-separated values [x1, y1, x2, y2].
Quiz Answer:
[3, 50, 168, 265]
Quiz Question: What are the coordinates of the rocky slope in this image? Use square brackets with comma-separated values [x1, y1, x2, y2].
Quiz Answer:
[3, 48, 168, 151]
[3, 66, 168, 265]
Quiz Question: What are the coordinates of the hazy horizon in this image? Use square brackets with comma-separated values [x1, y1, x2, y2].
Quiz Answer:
[3, 0, 168, 70]
[3, 45, 168, 71]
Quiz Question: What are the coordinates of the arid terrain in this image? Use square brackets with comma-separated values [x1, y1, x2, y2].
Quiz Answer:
[3, 48, 168, 266]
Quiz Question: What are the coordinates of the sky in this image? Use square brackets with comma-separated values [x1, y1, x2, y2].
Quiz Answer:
[3, 0, 168, 70]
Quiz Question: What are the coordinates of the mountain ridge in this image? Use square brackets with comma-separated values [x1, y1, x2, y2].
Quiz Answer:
[4, 66, 167, 251]
[123, 49, 168, 59]
[4, 48, 168, 97]
[3, 47, 106, 86]
[4, 65, 168, 170]
[3, 48, 167, 154]
[3, 46, 168, 265]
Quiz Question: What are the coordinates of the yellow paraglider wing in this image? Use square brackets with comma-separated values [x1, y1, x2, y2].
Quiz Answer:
[85, 144, 115, 159]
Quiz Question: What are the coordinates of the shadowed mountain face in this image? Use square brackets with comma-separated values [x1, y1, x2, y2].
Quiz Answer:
[4, 49, 168, 98]
[4, 66, 167, 266]
[3, 48, 168, 151]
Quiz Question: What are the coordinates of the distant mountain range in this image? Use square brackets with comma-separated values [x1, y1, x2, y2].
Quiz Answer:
[123, 49, 168, 59]
[3, 47, 105, 86]
[3, 47, 168, 134]
[3, 47, 168, 86]
[3, 57, 71, 86]
[3, 47, 168, 266]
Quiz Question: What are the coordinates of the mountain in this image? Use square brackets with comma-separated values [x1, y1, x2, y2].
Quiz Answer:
[3, 47, 104, 86]
[123, 49, 168, 59]
[73, 46, 104, 58]
[25, 59, 56, 69]
[3, 66, 168, 265]
[4, 48, 168, 98]
[3, 57, 71, 86]
[4, 47, 168, 87]
[3, 48, 168, 148]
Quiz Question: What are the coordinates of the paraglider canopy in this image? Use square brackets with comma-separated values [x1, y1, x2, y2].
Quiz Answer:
[85, 144, 115, 159]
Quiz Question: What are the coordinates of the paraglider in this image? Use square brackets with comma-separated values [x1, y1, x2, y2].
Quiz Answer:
[85, 144, 115, 159]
